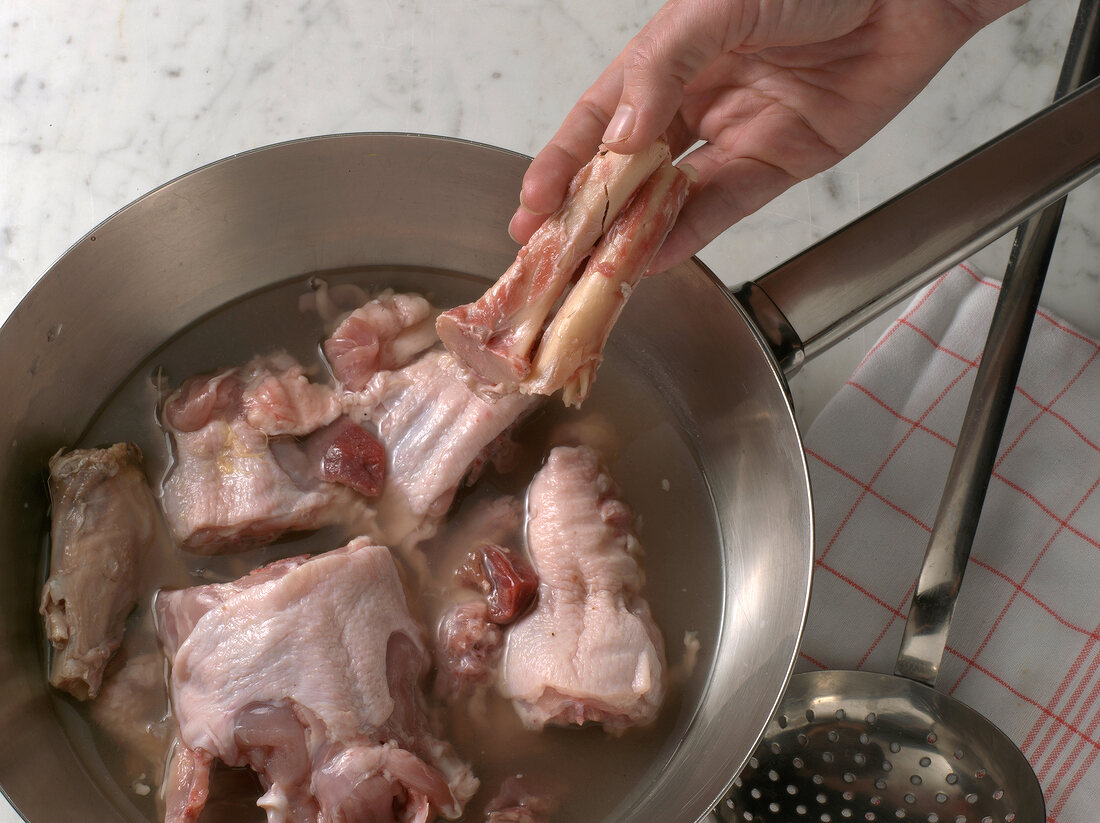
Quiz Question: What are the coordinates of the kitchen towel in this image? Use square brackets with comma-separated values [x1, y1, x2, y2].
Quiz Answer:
[799, 262, 1100, 823]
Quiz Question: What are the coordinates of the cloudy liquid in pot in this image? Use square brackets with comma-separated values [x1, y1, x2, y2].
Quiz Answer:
[55, 267, 725, 823]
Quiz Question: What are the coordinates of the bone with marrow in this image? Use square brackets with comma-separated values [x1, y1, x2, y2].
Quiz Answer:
[437, 139, 689, 406]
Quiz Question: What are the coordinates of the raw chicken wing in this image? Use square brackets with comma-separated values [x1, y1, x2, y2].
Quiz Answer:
[501, 446, 665, 731]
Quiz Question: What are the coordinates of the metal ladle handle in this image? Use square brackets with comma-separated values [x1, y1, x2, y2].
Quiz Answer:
[893, 0, 1100, 688]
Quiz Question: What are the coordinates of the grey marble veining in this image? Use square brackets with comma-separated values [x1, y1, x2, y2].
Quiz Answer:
[0, 2, 1097, 816]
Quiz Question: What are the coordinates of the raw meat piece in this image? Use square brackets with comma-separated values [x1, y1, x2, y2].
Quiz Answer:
[163, 740, 212, 823]
[483, 776, 561, 823]
[430, 501, 534, 697]
[501, 446, 666, 731]
[436, 601, 504, 690]
[156, 538, 478, 823]
[39, 443, 164, 700]
[436, 140, 670, 393]
[305, 416, 387, 497]
[523, 161, 690, 407]
[161, 353, 369, 553]
[90, 652, 173, 787]
[166, 351, 341, 437]
[436, 544, 537, 694]
[354, 349, 537, 541]
[323, 289, 439, 391]
[458, 544, 538, 625]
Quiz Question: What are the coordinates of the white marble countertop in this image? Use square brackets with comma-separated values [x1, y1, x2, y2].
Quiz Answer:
[0, 1, 1097, 820]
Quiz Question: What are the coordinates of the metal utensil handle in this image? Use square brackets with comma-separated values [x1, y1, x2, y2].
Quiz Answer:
[893, 0, 1099, 688]
[733, 75, 1100, 376]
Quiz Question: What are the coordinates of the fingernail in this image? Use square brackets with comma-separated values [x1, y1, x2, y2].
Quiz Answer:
[508, 209, 523, 243]
[602, 104, 636, 144]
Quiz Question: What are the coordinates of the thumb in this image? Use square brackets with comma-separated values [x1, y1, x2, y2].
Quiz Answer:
[601, 0, 740, 152]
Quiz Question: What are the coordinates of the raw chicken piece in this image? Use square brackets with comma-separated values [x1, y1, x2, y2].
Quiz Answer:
[436, 600, 504, 691]
[156, 538, 478, 823]
[353, 349, 538, 542]
[40, 443, 164, 700]
[523, 161, 690, 407]
[90, 652, 173, 790]
[161, 353, 370, 553]
[436, 140, 670, 393]
[483, 776, 561, 823]
[323, 289, 439, 391]
[166, 351, 341, 437]
[305, 416, 387, 497]
[457, 544, 539, 625]
[436, 543, 539, 694]
[501, 446, 666, 731]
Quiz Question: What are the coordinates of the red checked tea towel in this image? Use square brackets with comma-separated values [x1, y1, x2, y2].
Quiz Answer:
[800, 263, 1100, 823]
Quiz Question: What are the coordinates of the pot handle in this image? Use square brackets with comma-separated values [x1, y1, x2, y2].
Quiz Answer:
[732, 75, 1100, 377]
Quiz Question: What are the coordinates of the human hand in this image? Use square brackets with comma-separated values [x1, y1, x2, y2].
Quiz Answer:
[509, 0, 1027, 272]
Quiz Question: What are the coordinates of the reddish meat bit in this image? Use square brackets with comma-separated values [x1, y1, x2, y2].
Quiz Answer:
[319, 420, 386, 497]
[457, 543, 538, 624]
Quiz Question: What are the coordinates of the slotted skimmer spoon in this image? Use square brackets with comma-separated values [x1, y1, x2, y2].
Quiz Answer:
[713, 4, 1099, 820]
[717, 213, 1051, 823]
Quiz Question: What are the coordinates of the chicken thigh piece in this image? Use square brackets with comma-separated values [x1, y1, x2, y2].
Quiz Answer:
[155, 538, 478, 823]
[501, 446, 666, 732]
[40, 443, 165, 700]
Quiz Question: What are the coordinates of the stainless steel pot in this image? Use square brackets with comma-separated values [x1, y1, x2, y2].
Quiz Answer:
[0, 78, 1096, 823]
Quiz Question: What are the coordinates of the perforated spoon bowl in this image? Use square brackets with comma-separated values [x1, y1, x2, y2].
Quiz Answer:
[719, 670, 1042, 823]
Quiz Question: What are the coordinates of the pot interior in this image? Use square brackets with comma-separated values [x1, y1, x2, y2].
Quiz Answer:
[0, 134, 811, 822]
